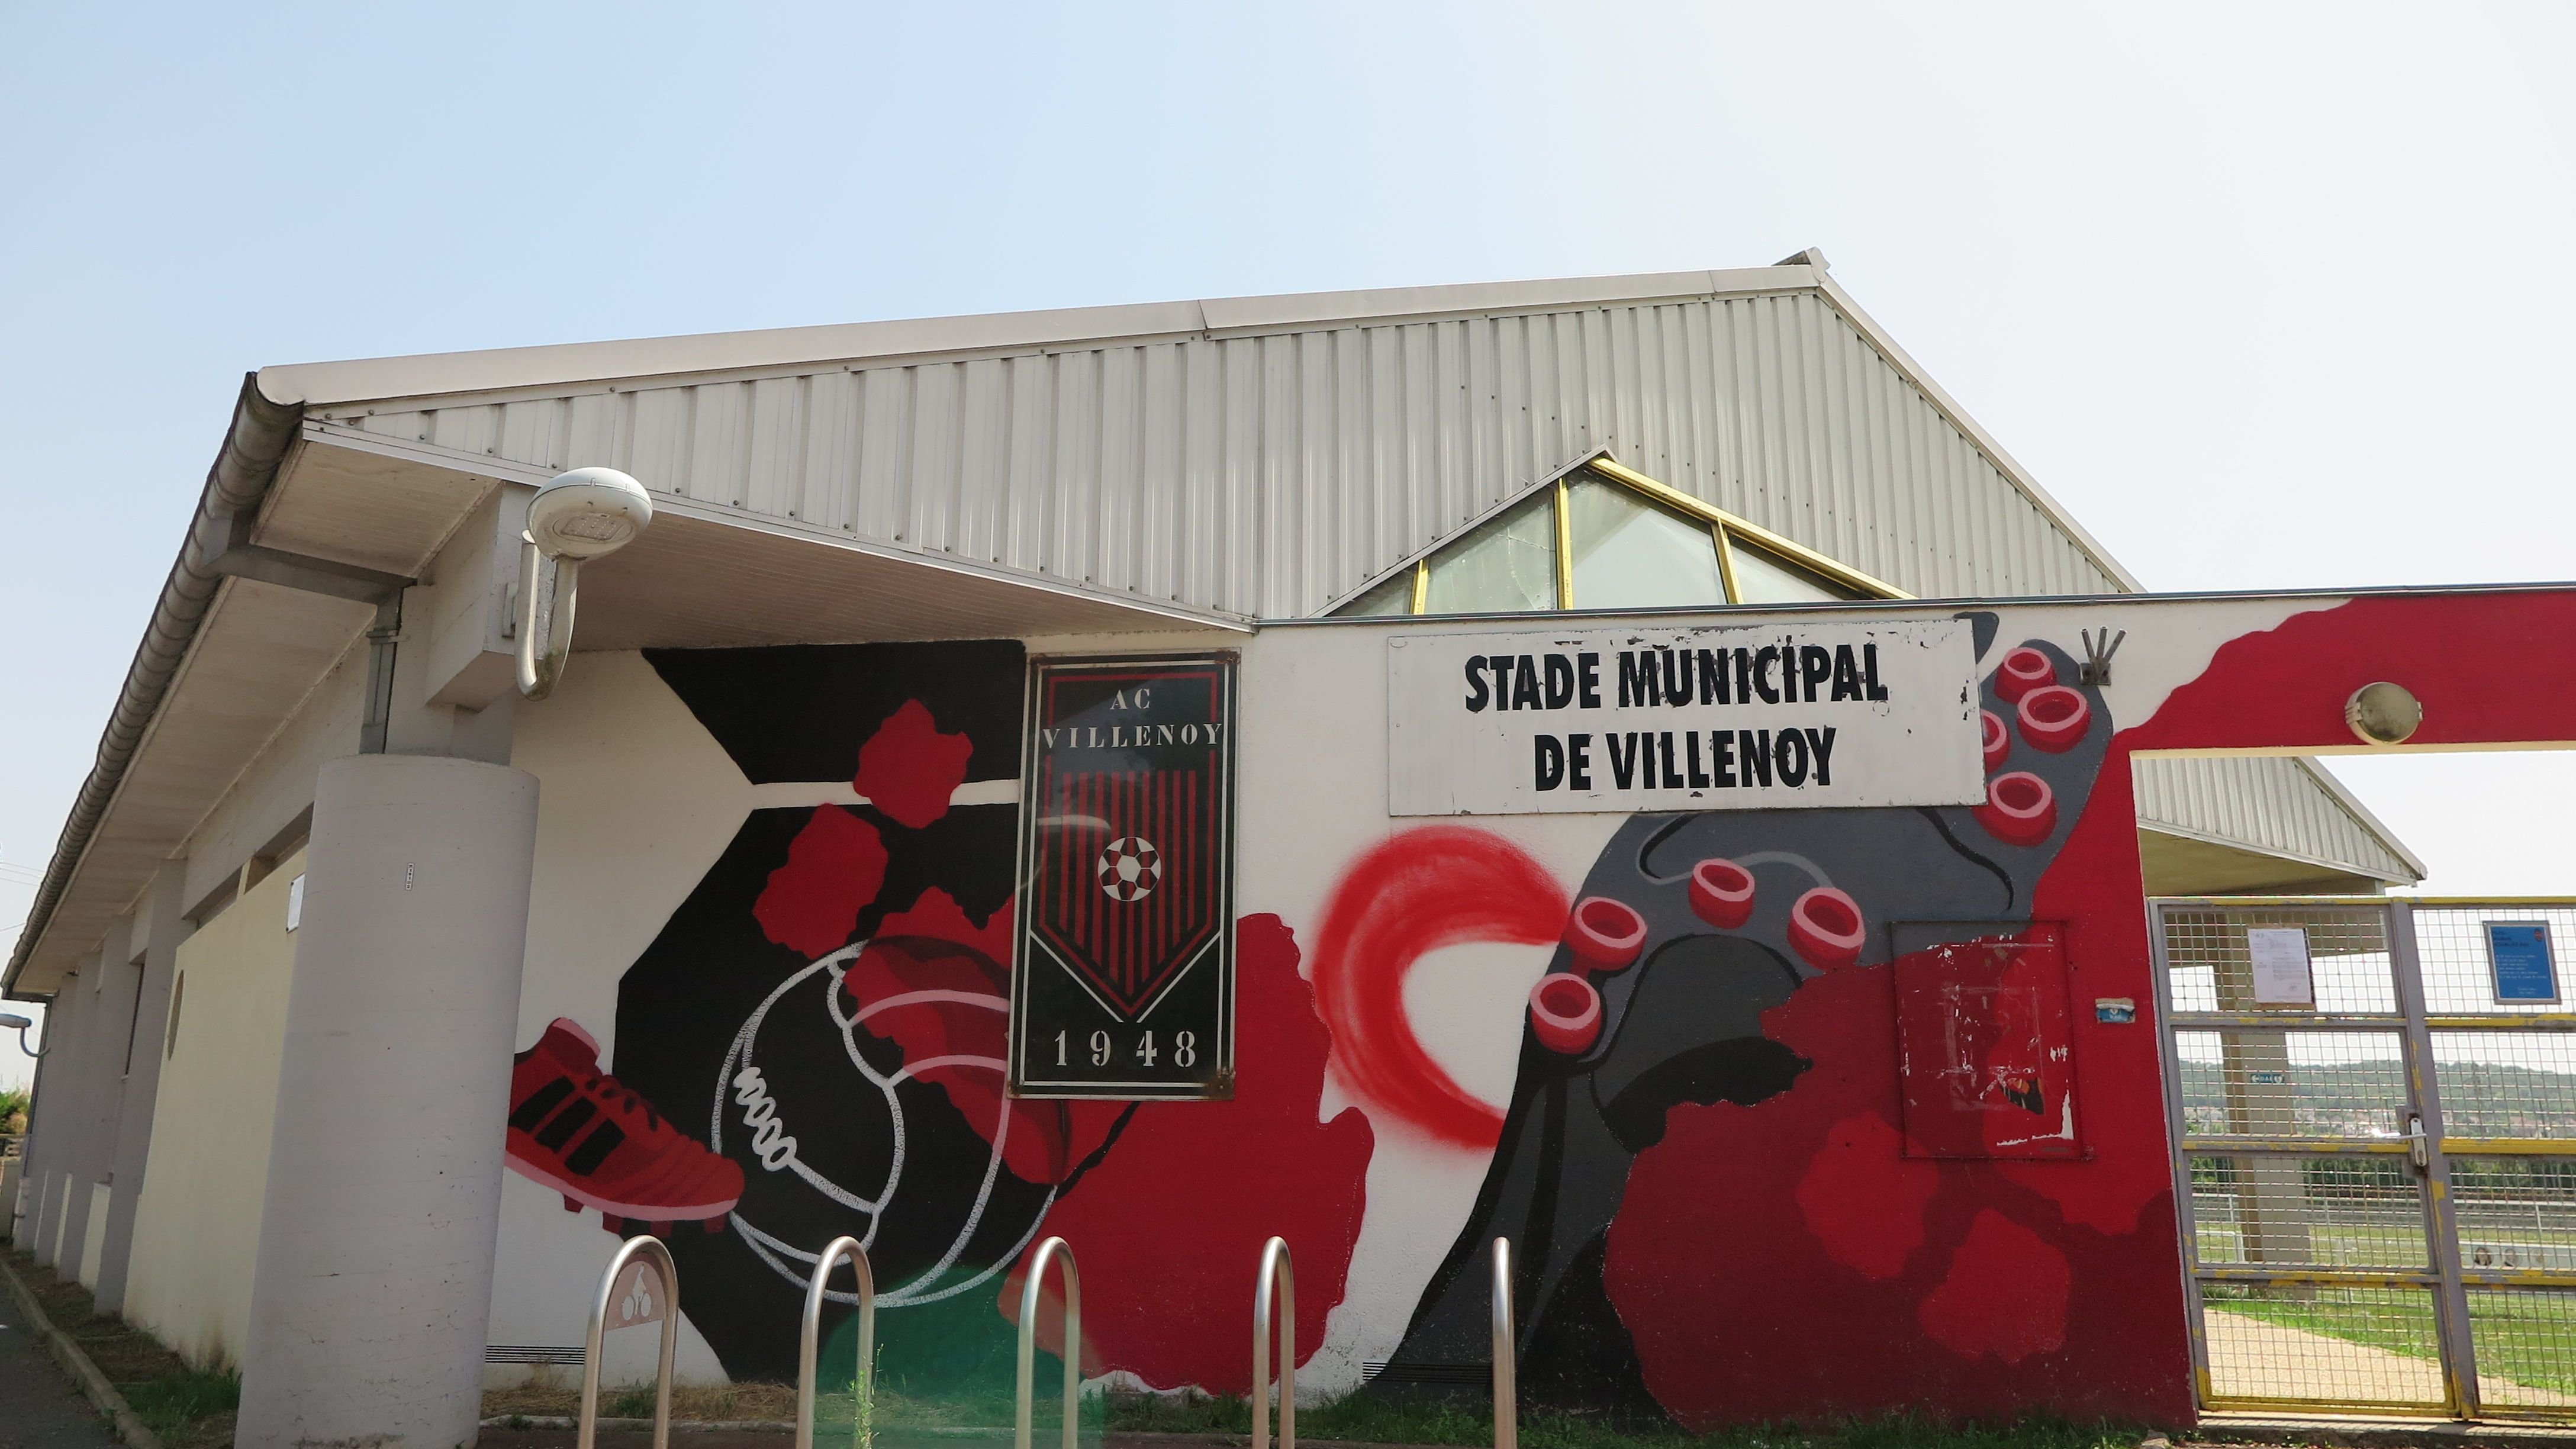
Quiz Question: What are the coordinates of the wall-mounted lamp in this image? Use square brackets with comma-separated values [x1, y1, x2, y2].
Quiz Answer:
[517, 468, 653, 701]
[2346, 681, 2424, 745]
[0, 1011, 44, 1059]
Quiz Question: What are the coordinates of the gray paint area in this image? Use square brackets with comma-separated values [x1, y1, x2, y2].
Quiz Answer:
[0, 1308, 118, 1449]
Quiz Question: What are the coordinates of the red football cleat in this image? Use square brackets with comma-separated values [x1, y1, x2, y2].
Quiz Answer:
[505, 1018, 743, 1229]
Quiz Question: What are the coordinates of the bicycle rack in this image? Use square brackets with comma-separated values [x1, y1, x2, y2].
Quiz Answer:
[796, 1235, 876, 1449]
[1015, 1236, 1082, 1449]
[1490, 1238, 1516, 1449]
[578, 1234, 680, 1449]
[1252, 1237, 1295, 1449]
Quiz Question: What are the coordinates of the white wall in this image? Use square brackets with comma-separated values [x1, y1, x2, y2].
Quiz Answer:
[122, 850, 305, 1368]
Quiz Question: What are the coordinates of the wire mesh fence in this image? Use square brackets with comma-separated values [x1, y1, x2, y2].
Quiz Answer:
[2175, 1029, 2411, 1139]
[2189, 1153, 2428, 1268]
[2465, 1289, 2576, 1408]
[2159, 899, 2576, 1418]
[2414, 906, 2576, 1017]
[2198, 1283, 2448, 1407]
[2162, 906, 2397, 1015]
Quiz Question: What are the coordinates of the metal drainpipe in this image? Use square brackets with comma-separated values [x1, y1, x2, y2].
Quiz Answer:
[359, 595, 404, 755]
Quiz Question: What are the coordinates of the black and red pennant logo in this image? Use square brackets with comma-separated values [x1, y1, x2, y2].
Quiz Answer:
[1010, 655, 1237, 1099]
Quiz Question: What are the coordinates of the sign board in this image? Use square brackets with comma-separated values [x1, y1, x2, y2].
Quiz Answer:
[2488, 922, 2560, 1005]
[2246, 926, 2316, 1007]
[606, 1258, 666, 1331]
[1009, 655, 1237, 1099]
[1386, 620, 1983, 816]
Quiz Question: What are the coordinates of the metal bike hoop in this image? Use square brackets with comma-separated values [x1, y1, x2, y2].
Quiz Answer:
[1252, 1237, 1295, 1449]
[579, 1234, 680, 1449]
[797, 1235, 877, 1449]
[1490, 1238, 1516, 1449]
[1015, 1236, 1082, 1449]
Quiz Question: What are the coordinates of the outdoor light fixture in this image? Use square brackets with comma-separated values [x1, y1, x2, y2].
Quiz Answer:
[516, 467, 653, 701]
[0, 1011, 44, 1059]
[2346, 681, 2424, 746]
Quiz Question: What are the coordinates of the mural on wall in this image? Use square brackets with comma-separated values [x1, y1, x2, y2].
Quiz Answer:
[493, 592, 2576, 1427]
[501, 642, 1371, 1389]
[1317, 616, 2169, 1423]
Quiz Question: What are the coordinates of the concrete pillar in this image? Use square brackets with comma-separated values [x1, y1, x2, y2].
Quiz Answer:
[95, 864, 189, 1314]
[236, 754, 539, 1449]
[54, 952, 133, 1287]
[24, 970, 90, 1267]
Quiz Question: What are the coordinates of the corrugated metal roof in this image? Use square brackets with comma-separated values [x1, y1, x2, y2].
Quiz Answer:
[2135, 756, 2420, 883]
[280, 265, 2412, 884]
[325, 287, 2123, 620]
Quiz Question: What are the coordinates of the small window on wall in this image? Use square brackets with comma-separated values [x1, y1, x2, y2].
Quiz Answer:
[1327, 458, 1906, 617]
[1422, 488, 1557, 613]
[1727, 537, 1866, 604]
[1566, 475, 1728, 610]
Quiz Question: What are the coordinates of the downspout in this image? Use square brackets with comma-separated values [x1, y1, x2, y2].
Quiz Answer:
[0, 376, 411, 999]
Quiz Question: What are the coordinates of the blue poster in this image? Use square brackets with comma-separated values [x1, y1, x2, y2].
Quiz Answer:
[2488, 922, 2559, 1004]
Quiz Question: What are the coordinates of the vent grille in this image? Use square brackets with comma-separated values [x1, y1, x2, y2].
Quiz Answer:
[487, 1344, 587, 1365]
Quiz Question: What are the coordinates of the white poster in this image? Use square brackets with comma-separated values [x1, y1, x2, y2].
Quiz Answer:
[1386, 619, 1984, 816]
[2246, 926, 2316, 1007]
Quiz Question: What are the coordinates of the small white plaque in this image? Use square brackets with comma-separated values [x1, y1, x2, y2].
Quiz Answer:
[2247, 926, 2315, 1007]
[285, 874, 305, 932]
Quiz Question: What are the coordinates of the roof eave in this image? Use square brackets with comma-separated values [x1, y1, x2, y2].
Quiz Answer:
[4, 375, 304, 999]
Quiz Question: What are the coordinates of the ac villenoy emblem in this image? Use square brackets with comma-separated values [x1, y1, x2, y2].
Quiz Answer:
[1009, 654, 1238, 1099]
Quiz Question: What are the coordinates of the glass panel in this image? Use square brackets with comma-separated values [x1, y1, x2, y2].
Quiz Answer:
[2175, 1028, 2410, 1139]
[1727, 536, 1863, 604]
[1334, 568, 1416, 617]
[2200, 1283, 2446, 1406]
[1422, 490, 1556, 614]
[1564, 476, 1725, 610]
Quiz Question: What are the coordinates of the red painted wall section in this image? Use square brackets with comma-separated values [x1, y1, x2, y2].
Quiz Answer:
[1309, 827, 1569, 1148]
[1003, 914, 1376, 1394]
[2130, 590, 2576, 754]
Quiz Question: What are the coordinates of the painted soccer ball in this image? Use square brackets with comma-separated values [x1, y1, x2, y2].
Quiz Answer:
[1096, 836, 1162, 901]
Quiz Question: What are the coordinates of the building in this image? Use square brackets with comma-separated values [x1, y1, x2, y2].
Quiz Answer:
[14, 257, 2568, 1447]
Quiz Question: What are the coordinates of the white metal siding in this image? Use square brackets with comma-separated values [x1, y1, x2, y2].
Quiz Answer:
[323, 281, 2412, 883]
[2134, 756, 2416, 882]
[339, 290, 2121, 621]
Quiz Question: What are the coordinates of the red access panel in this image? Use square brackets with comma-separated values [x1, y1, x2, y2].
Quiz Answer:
[1892, 923, 2080, 1159]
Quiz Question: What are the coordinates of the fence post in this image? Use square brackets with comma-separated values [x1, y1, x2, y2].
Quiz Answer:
[1015, 1237, 1081, 1449]
[578, 1234, 679, 1449]
[1252, 1238, 1295, 1449]
[797, 1235, 876, 1449]
[1490, 1238, 1515, 1449]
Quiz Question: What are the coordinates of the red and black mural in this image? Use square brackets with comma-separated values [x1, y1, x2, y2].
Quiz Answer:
[505, 641, 1368, 1395]
[491, 590, 2576, 1427]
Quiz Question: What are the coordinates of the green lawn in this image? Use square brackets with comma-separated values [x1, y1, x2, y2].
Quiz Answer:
[2206, 1284, 2576, 1397]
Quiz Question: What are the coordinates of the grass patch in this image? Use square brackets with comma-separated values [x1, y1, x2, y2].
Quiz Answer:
[488, 1377, 2150, 1449]
[2205, 1285, 2576, 1397]
[2, 1247, 239, 1449]
[1104, 1393, 2149, 1449]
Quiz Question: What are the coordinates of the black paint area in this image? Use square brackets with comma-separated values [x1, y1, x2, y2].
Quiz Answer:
[647, 639, 1026, 784]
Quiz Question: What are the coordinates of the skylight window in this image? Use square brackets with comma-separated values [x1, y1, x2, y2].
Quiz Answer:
[1329, 458, 1904, 617]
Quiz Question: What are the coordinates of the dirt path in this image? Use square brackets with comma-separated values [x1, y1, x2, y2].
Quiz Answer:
[2204, 1307, 2576, 1409]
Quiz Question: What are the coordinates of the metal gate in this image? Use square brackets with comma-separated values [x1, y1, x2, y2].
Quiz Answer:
[2153, 897, 2576, 1419]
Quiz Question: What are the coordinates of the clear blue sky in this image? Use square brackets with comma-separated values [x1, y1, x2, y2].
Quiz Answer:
[4, 3, 2572, 1087]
